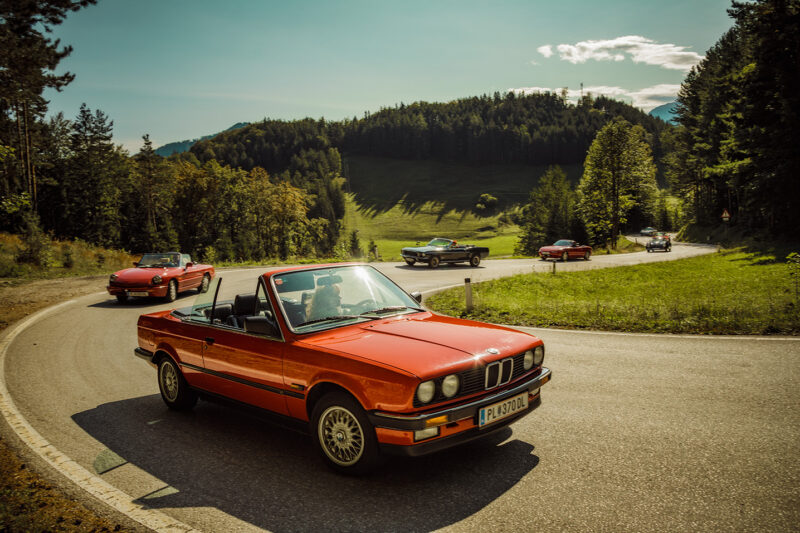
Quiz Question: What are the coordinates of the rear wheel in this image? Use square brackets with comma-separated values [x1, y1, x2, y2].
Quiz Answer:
[469, 254, 481, 267]
[311, 392, 381, 475]
[583, 251, 591, 261]
[429, 256, 440, 268]
[561, 252, 568, 262]
[157, 357, 197, 411]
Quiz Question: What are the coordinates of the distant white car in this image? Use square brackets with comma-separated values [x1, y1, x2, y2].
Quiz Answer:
[640, 227, 657, 236]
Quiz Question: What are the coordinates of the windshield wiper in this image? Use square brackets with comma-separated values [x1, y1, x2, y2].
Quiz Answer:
[295, 315, 367, 328]
[360, 305, 424, 317]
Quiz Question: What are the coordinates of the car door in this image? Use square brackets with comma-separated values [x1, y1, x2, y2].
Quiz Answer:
[199, 278, 289, 415]
[178, 254, 202, 290]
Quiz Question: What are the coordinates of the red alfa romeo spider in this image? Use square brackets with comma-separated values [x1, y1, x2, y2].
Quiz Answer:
[107, 252, 214, 303]
[538, 240, 592, 261]
[135, 264, 551, 474]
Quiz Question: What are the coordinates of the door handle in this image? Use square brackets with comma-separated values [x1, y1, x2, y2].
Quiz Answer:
[204, 337, 215, 345]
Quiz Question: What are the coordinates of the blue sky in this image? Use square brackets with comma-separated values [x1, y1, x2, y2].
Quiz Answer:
[43, 0, 735, 153]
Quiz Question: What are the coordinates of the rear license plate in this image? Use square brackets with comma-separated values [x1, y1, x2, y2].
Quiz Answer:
[128, 291, 149, 297]
[478, 392, 528, 428]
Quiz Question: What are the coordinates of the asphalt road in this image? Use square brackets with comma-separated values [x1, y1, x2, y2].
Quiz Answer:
[2, 241, 799, 532]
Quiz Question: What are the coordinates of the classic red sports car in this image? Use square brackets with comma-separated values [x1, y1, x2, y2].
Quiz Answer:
[134, 264, 551, 474]
[538, 240, 592, 261]
[107, 252, 214, 303]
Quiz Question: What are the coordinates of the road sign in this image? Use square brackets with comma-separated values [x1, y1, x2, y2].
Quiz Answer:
[721, 208, 731, 222]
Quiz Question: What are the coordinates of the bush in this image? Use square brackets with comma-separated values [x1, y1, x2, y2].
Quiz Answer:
[16, 213, 53, 267]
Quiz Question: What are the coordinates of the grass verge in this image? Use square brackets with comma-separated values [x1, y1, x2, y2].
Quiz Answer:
[427, 247, 800, 335]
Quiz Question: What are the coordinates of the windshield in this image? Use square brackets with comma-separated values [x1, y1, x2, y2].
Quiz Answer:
[273, 265, 423, 333]
[138, 253, 180, 268]
[427, 238, 452, 247]
[553, 240, 573, 246]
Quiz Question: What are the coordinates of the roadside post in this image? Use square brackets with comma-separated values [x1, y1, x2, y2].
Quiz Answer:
[465, 278, 473, 312]
[552, 261, 557, 275]
[721, 208, 731, 241]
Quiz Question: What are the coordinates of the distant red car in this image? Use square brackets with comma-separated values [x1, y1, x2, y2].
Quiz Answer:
[135, 264, 551, 474]
[538, 240, 592, 261]
[107, 252, 214, 303]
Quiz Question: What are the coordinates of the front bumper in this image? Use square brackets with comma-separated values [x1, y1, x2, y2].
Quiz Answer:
[107, 284, 168, 297]
[370, 367, 551, 456]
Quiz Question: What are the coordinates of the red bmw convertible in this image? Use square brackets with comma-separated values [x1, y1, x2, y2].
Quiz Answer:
[107, 252, 214, 303]
[135, 264, 551, 474]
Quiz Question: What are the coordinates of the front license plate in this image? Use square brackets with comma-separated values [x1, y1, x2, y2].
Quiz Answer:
[478, 392, 528, 428]
[128, 291, 149, 297]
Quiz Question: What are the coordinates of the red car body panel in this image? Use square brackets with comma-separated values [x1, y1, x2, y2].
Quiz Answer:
[135, 264, 551, 460]
[538, 241, 592, 260]
[107, 254, 214, 299]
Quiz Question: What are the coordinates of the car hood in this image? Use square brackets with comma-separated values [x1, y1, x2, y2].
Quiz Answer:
[112, 267, 173, 283]
[401, 245, 442, 253]
[300, 313, 538, 379]
[539, 245, 567, 252]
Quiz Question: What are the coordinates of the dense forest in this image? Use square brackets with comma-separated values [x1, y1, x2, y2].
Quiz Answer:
[190, 93, 669, 176]
[665, 0, 800, 233]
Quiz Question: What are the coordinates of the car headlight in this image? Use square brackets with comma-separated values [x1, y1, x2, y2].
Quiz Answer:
[416, 380, 435, 404]
[533, 345, 544, 366]
[151, 275, 163, 285]
[109, 274, 117, 282]
[441, 374, 459, 398]
[523, 349, 534, 370]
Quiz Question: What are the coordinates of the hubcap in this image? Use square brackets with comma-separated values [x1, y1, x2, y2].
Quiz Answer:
[170, 282, 177, 299]
[160, 363, 179, 401]
[318, 406, 364, 466]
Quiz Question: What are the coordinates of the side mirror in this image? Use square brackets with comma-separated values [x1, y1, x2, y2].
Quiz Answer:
[244, 316, 279, 337]
[186, 262, 194, 268]
[411, 291, 422, 303]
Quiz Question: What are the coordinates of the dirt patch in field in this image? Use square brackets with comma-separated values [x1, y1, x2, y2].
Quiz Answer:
[0, 276, 139, 532]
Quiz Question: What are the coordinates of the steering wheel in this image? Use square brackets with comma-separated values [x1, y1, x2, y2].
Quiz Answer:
[346, 299, 376, 314]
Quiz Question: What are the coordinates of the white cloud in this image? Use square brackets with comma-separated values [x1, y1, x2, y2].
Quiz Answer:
[507, 83, 680, 112]
[548, 35, 702, 72]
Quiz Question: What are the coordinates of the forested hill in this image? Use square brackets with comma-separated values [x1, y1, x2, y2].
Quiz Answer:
[189, 93, 669, 172]
[155, 122, 249, 157]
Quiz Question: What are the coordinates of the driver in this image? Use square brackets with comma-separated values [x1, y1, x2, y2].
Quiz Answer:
[307, 284, 341, 321]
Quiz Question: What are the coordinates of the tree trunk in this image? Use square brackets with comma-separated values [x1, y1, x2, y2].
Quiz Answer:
[23, 100, 36, 210]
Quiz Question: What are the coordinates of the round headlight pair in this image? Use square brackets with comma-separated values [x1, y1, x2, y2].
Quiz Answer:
[151, 275, 163, 285]
[416, 374, 460, 404]
[109, 274, 117, 282]
[523, 345, 545, 370]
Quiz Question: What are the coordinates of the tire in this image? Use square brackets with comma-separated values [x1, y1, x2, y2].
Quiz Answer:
[429, 256, 440, 269]
[311, 391, 381, 475]
[404, 259, 415, 266]
[469, 254, 481, 267]
[561, 252, 568, 262]
[157, 357, 197, 411]
[115, 293, 128, 304]
[583, 251, 591, 261]
[647, 248, 652, 253]
[165, 279, 178, 302]
[198, 273, 211, 293]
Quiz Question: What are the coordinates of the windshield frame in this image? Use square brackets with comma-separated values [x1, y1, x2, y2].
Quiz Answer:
[553, 240, 573, 247]
[137, 252, 181, 268]
[270, 264, 424, 335]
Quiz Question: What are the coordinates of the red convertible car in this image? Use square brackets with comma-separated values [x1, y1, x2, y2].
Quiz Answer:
[538, 240, 592, 261]
[108, 252, 214, 303]
[135, 264, 551, 474]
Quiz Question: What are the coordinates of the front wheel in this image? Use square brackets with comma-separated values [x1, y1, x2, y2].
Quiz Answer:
[561, 252, 568, 262]
[115, 293, 128, 304]
[311, 392, 381, 475]
[429, 256, 440, 268]
[165, 279, 178, 302]
[158, 357, 197, 411]
[404, 259, 415, 266]
[469, 254, 481, 267]
[198, 273, 211, 293]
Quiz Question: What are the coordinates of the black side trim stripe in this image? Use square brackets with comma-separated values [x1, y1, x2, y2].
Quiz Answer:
[180, 362, 305, 399]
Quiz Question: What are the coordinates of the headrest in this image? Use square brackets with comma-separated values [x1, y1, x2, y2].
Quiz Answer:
[233, 293, 257, 315]
[211, 303, 233, 319]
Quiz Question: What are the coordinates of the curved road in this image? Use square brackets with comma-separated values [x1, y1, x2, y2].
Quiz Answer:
[2, 241, 799, 532]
